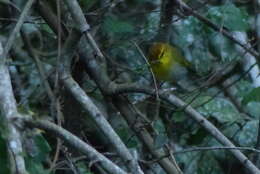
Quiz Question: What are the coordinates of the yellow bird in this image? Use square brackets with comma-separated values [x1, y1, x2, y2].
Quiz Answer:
[148, 42, 190, 81]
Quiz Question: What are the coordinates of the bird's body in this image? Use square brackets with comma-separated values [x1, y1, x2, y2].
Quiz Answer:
[148, 42, 190, 81]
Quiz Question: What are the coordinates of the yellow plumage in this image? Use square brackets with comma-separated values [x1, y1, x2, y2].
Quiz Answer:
[148, 42, 190, 81]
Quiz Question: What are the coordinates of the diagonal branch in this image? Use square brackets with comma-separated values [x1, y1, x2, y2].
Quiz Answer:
[156, 0, 176, 42]
[19, 117, 127, 174]
[37, 1, 182, 173]
[61, 0, 146, 173]
[59, 24, 144, 174]
[2, 0, 35, 63]
[174, 0, 260, 58]
[112, 83, 260, 174]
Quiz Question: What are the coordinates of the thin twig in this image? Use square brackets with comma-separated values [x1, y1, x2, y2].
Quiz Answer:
[2, 0, 35, 63]
[112, 84, 260, 174]
[51, 0, 63, 169]
[132, 41, 159, 100]
[174, 146, 260, 155]
[20, 117, 128, 174]
[141, 146, 260, 164]
[195, 61, 258, 109]
[174, 0, 260, 58]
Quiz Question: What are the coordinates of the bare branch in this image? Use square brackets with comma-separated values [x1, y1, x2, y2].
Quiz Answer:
[174, 0, 260, 58]
[112, 83, 260, 174]
[0, 42, 28, 174]
[233, 31, 260, 87]
[112, 96, 182, 174]
[174, 146, 260, 155]
[2, 0, 35, 63]
[19, 117, 127, 174]
[59, 22, 144, 174]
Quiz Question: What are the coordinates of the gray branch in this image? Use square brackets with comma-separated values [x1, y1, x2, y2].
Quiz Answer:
[59, 24, 143, 174]
[2, 0, 35, 62]
[0, 42, 28, 174]
[19, 117, 127, 174]
[113, 84, 260, 174]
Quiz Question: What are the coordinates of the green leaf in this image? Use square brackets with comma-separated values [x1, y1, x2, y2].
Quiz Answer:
[208, 32, 237, 62]
[0, 115, 8, 139]
[25, 157, 50, 174]
[0, 134, 10, 174]
[173, 16, 201, 48]
[79, 0, 98, 10]
[154, 119, 166, 133]
[207, 3, 249, 31]
[236, 120, 258, 146]
[0, 0, 10, 4]
[154, 134, 168, 149]
[77, 162, 93, 174]
[40, 23, 54, 35]
[174, 16, 213, 74]
[198, 98, 241, 123]
[117, 128, 138, 148]
[197, 152, 225, 174]
[236, 80, 253, 98]
[33, 134, 51, 162]
[242, 87, 260, 105]
[185, 95, 212, 108]
[246, 102, 260, 118]
[186, 127, 208, 145]
[172, 111, 186, 122]
[177, 146, 224, 174]
[102, 15, 134, 37]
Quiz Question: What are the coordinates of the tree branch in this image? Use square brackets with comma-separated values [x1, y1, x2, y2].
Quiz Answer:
[2, 0, 35, 62]
[0, 41, 28, 174]
[112, 83, 260, 174]
[174, 0, 260, 58]
[18, 117, 127, 174]
[58, 19, 144, 174]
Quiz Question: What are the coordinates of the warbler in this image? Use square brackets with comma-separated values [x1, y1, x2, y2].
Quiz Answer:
[148, 42, 190, 82]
